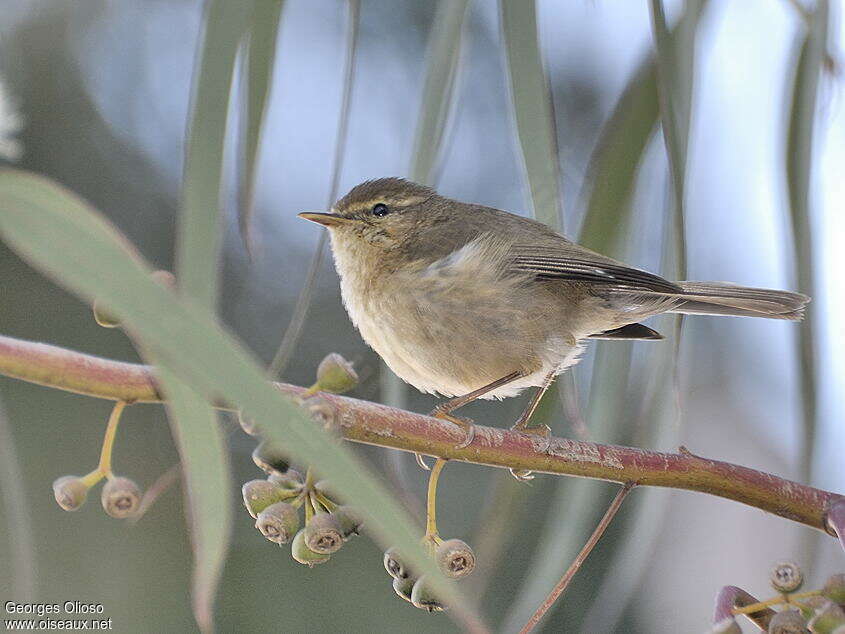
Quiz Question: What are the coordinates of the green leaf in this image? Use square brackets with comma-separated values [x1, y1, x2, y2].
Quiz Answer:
[499, 0, 562, 230]
[268, 0, 359, 379]
[0, 168, 485, 632]
[786, 1, 826, 486]
[577, 59, 657, 250]
[153, 369, 231, 633]
[0, 397, 36, 601]
[409, 0, 470, 184]
[239, 0, 285, 252]
[178, 0, 252, 309]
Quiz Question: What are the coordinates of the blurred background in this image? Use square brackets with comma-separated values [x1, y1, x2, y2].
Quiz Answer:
[0, 0, 843, 632]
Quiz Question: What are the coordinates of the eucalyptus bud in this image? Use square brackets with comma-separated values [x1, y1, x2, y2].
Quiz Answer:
[291, 528, 331, 567]
[241, 479, 296, 519]
[392, 576, 415, 603]
[808, 601, 845, 633]
[709, 617, 742, 634]
[823, 574, 845, 605]
[436, 539, 476, 579]
[92, 301, 120, 328]
[331, 506, 363, 539]
[252, 440, 289, 476]
[315, 353, 358, 394]
[52, 476, 89, 511]
[255, 501, 300, 544]
[304, 513, 344, 554]
[101, 476, 141, 518]
[771, 561, 803, 593]
[410, 577, 447, 612]
[384, 547, 410, 580]
[767, 609, 808, 634]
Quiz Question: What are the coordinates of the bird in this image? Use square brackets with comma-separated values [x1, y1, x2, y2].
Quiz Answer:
[299, 177, 809, 476]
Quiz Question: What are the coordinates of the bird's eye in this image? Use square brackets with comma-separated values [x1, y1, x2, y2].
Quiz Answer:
[371, 203, 389, 217]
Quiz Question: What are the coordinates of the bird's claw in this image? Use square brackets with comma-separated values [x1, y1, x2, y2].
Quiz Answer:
[508, 423, 552, 481]
[413, 410, 475, 471]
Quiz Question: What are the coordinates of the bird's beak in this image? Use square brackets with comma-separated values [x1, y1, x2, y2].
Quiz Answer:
[297, 212, 354, 227]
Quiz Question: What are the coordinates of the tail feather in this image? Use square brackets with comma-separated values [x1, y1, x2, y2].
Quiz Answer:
[670, 281, 809, 321]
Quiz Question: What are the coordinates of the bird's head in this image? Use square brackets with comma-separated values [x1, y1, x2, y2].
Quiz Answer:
[298, 178, 440, 252]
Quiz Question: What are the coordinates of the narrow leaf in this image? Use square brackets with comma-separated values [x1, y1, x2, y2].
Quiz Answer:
[268, 0, 359, 378]
[0, 169, 486, 633]
[239, 0, 285, 252]
[499, 0, 562, 229]
[786, 1, 826, 486]
[0, 397, 36, 601]
[409, 0, 470, 184]
[178, 0, 252, 309]
[154, 369, 230, 634]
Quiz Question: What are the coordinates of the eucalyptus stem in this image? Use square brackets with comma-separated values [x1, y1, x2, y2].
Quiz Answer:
[0, 333, 842, 538]
[425, 458, 447, 543]
[98, 400, 126, 478]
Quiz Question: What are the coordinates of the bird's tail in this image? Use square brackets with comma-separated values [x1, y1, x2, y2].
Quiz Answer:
[668, 281, 809, 321]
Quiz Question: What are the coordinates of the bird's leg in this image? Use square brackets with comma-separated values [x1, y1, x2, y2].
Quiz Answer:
[509, 369, 557, 482]
[415, 371, 524, 470]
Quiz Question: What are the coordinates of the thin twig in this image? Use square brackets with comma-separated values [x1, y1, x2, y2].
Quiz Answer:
[129, 463, 181, 526]
[518, 482, 636, 634]
[267, 0, 359, 378]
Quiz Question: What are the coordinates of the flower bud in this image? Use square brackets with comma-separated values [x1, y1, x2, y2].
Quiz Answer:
[808, 601, 845, 634]
[92, 301, 120, 328]
[101, 476, 141, 518]
[384, 547, 410, 580]
[241, 479, 297, 519]
[304, 513, 344, 554]
[52, 476, 89, 511]
[410, 577, 447, 612]
[766, 609, 808, 634]
[252, 441, 289, 476]
[392, 576, 415, 603]
[255, 501, 300, 544]
[291, 528, 331, 567]
[331, 506, 363, 539]
[315, 353, 358, 394]
[823, 574, 845, 605]
[770, 561, 803, 593]
[709, 617, 742, 634]
[436, 539, 476, 579]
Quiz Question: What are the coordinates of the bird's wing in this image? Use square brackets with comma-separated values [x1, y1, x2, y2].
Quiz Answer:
[509, 244, 683, 294]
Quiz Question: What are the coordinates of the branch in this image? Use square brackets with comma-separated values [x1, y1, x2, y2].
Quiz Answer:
[0, 333, 843, 538]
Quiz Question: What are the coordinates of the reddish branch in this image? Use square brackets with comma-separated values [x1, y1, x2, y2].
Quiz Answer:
[0, 333, 843, 540]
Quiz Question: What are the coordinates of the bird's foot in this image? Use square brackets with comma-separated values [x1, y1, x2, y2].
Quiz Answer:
[508, 422, 552, 482]
[414, 409, 476, 471]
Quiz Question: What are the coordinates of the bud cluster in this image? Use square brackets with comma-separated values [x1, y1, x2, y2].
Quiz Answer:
[382, 537, 476, 612]
[243, 467, 363, 568]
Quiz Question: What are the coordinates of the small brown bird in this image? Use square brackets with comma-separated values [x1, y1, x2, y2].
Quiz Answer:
[300, 178, 808, 472]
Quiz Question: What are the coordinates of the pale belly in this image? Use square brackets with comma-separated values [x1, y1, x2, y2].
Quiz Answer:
[341, 277, 586, 400]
